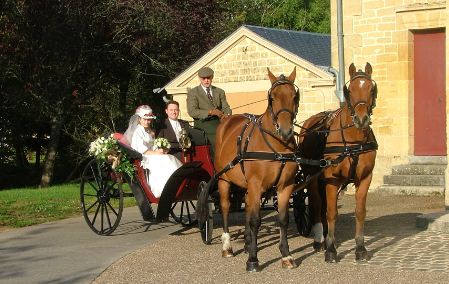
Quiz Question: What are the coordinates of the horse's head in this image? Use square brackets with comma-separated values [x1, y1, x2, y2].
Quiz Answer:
[344, 62, 377, 129]
[267, 67, 299, 141]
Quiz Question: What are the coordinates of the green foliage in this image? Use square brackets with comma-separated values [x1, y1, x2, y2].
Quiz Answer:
[219, 0, 330, 33]
[0, 0, 330, 187]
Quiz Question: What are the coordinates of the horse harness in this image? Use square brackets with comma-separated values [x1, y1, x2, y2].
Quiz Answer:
[212, 114, 297, 193]
[213, 76, 300, 191]
[212, 74, 378, 192]
[318, 101, 378, 189]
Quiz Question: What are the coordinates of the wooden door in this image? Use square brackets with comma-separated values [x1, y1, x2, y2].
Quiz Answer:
[414, 30, 446, 155]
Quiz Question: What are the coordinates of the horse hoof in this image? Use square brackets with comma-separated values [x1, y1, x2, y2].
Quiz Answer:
[313, 241, 325, 252]
[355, 246, 368, 261]
[246, 261, 259, 272]
[325, 246, 338, 263]
[281, 257, 296, 269]
[222, 248, 234, 258]
[325, 251, 338, 263]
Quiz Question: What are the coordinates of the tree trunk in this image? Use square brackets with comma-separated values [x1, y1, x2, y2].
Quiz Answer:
[39, 113, 64, 188]
[35, 130, 43, 169]
[14, 143, 29, 167]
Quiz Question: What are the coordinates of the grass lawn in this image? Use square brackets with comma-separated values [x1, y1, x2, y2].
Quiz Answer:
[0, 183, 136, 228]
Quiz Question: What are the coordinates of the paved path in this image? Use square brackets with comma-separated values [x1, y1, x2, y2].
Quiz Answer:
[1, 193, 449, 283]
[93, 193, 449, 283]
[0, 206, 182, 284]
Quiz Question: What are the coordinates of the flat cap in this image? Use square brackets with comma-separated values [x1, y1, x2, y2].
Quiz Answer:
[198, 67, 214, 78]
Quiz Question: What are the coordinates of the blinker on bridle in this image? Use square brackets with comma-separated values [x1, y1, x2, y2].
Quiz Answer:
[267, 75, 300, 135]
[343, 71, 378, 118]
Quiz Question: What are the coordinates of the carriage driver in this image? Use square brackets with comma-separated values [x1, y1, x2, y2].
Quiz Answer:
[186, 67, 232, 154]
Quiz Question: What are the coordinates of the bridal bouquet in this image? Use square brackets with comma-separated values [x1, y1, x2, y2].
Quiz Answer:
[88, 134, 135, 177]
[152, 137, 171, 151]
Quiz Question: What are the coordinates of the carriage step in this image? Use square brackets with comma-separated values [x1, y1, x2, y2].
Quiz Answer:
[376, 185, 444, 196]
[383, 174, 444, 186]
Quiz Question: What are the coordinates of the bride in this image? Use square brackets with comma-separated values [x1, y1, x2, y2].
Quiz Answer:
[123, 105, 182, 198]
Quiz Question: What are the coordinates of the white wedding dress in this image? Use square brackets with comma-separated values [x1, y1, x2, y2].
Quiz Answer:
[131, 125, 182, 198]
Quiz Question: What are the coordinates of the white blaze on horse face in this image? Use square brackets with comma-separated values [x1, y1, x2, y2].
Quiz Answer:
[358, 79, 366, 88]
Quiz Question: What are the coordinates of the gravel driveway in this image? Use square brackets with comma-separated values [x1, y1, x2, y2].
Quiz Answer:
[93, 192, 449, 284]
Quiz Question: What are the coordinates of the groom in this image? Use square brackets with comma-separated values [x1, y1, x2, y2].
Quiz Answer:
[157, 100, 191, 160]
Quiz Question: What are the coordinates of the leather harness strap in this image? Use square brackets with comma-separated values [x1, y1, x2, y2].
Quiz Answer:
[213, 113, 297, 192]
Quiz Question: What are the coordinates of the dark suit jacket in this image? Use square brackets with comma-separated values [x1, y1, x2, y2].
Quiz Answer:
[157, 118, 190, 159]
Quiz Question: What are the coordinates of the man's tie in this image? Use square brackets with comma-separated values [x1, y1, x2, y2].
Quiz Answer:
[206, 87, 213, 103]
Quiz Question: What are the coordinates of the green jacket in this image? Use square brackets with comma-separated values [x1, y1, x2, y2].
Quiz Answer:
[186, 85, 231, 119]
[186, 85, 231, 150]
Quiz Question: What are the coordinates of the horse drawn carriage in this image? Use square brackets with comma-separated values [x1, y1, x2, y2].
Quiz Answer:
[81, 63, 378, 272]
[80, 127, 215, 236]
[80, 124, 311, 238]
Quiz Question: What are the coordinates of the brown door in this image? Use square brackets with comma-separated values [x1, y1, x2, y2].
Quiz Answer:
[414, 30, 446, 155]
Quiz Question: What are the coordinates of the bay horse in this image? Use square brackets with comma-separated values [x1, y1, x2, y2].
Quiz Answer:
[299, 62, 378, 262]
[211, 68, 299, 271]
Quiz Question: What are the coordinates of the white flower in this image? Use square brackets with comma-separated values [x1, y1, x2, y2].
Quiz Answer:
[152, 137, 171, 151]
[88, 136, 119, 160]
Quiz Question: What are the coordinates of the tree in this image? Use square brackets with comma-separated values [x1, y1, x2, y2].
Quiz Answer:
[218, 0, 330, 34]
[1, 0, 226, 187]
[1, 0, 330, 188]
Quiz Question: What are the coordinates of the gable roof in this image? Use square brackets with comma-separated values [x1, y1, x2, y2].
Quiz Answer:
[244, 25, 331, 67]
[164, 25, 333, 91]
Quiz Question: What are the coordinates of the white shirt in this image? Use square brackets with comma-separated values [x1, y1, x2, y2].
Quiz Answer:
[168, 118, 182, 141]
[201, 85, 213, 98]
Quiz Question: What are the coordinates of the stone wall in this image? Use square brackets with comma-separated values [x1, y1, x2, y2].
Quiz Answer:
[330, 0, 448, 188]
[177, 36, 338, 126]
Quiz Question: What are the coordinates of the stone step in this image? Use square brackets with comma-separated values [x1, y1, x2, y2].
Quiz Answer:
[375, 185, 444, 196]
[409, 155, 447, 165]
[383, 174, 444, 186]
[392, 164, 446, 175]
[416, 212, 449, 233]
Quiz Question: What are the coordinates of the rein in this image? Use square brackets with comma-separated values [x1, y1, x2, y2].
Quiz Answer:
[294, 108, 355, 138]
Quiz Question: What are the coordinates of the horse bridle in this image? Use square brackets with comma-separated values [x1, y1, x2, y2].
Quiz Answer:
[343, 72, 378, 118]
[267, 75, 300, 135]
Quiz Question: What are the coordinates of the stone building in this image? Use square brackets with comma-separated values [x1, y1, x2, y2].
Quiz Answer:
[330, 0, 448, 201]
[164, 25, 336, 130]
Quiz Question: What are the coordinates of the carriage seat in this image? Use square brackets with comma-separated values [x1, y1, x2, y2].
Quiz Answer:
[112, 133, 143, 160]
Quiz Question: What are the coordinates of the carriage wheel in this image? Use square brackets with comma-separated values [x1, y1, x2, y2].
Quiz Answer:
[80, 159, 124, 235]
[169, 201, 198, 226]
[197, 181, 213, 244]
[293, 189, 313, 237]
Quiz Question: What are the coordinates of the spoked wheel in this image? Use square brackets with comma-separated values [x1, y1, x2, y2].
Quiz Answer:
[197, 181, 213, 244]
[170, 200, 198, 226]
[80, 159, 124, 235]
[293, 189, 313, 237]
